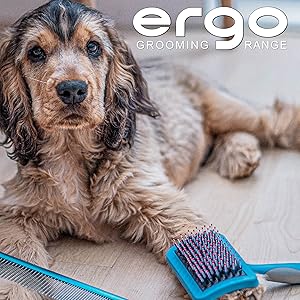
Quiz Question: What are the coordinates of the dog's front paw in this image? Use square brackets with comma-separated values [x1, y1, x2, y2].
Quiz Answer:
[212, 132, 261, 180]
[157, 221, 205, 264]
[220, 286, 265, 300]
[0, 280, 45, 300]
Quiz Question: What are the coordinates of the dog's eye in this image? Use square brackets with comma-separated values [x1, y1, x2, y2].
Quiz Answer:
[87, 41, 101, 58]
[28, 46, 46, 63]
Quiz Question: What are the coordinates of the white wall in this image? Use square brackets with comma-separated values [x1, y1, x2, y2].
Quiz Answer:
[0, 0, 205, 27]
[1, 0, 45, 22]
[96, 0, 205, 28]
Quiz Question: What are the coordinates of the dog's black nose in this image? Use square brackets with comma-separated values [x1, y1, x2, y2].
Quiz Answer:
[56, 80, 88, 105]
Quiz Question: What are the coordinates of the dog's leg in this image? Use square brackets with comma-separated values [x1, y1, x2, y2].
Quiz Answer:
[99, 178, 206, 262]
[201, 88, 300, 150]
[209, 132, 262, 179]
[0, 215, 54, 300]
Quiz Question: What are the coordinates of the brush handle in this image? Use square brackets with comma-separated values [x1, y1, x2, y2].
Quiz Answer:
[250, 264, 300, 284]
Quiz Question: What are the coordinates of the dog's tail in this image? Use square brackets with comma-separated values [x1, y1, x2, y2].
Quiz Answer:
[74, 0, 96, 8]
[200, 87, 300, 150]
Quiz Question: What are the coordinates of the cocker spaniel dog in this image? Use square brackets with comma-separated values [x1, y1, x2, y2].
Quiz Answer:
[0, 0, 299, 299]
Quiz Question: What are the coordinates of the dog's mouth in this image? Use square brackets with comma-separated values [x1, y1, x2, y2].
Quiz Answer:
[50, 106, 102, 130]
[57, 112, 90, 128]
[39, 101, 104, 131]
[64, 113, 83, 121]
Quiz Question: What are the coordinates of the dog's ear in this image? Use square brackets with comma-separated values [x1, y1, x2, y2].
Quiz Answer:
[0, 30, 38, 165]
[102, 28, 160, 150]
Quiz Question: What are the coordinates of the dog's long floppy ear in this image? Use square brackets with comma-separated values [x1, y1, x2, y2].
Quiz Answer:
[102, 28, 160, 150]
[0, 30, 38, 165]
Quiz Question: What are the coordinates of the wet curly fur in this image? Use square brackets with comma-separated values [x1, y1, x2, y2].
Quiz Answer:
[0, 0, 300, 299]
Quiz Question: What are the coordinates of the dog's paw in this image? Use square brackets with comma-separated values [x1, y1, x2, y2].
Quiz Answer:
[262, 100, 300, 149]
[220, 286, 265, 300]
[0, 279, 45, 300]
[211, 132, 261, 180]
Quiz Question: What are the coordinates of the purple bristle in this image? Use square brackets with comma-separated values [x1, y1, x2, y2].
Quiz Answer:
[175, 225, 243, 290]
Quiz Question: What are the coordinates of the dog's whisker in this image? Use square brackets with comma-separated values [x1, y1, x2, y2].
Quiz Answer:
[23, 75, 48, 84]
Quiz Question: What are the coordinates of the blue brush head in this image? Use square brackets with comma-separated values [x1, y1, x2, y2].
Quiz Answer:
[166, 226, 259, 300]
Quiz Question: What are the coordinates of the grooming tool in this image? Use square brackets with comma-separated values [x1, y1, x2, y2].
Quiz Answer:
[250, 263, 300, 285]
[0, 252, 127, 300]
[166, 226, 300, 300]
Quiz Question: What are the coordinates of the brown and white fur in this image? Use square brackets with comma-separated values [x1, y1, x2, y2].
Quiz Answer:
[0, 0, 299, 299]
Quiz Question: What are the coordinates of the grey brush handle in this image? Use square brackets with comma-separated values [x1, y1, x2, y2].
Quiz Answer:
[265, 268, 300, 284]
[250, 264, 300, 284]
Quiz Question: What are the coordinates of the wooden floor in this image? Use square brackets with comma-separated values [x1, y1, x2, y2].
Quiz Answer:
[1, 31, 300, 299]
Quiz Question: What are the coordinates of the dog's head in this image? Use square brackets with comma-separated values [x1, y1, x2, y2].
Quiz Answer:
[0, 0, 159, 165]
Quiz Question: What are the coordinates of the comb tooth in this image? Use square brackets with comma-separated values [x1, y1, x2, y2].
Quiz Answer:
[48, 280, 70, 299]
[37, 273, 52, 293]
[20, 268, 43, 293]
[0, 260, 10, 276]
[28, 271, 46, 292]
[15, 266, 28, 284]
[77, 288, 95, 300]
[21, 269, 37, 289]
[16, 266, 29, 285]
[41, 274, 56, 294]
[15, 266, 30, 286]
[0, 258, 110, 300]
[12, 264, 26, 283]
[4, 264, 17, 281]
[55, 284, 76, 300]
[56, 282, 71, 298]
[0, 261, 12, 278]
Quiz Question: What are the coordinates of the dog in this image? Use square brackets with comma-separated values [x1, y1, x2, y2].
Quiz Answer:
[0, 0, 299, 299]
